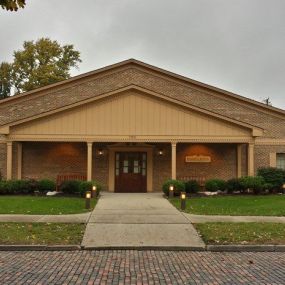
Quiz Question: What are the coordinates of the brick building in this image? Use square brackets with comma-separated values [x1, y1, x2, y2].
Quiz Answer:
[0, 59, 284, 192]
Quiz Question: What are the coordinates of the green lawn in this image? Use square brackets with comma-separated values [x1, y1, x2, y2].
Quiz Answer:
[0, 223, 85, 245]
[169, 195, 285, 216]
[0, 196, 97, 215]
[194, 222, 285, 245]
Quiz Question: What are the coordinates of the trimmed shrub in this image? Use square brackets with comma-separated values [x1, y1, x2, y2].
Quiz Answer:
[185, 180, 200, 194]
[257, 167, 285, 192]
[38, 179, 56, 193]
[205, 179, 226, 192]
[15, 180, 31, 194]
[239, 176, 265, 194]
[263, 183, 274, 192]
[79, 180, 102, 197]
[0, 181, 8, 195]
[27, 179, 40, 193]
[226, 178, 243, 193]
[59, 180, 81, 194]
[0, 180, 32, 194]
[162, 179, 185, 196]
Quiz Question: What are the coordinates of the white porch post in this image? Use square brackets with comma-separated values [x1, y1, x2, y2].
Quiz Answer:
[236, 144, 242, 178]
[87, 142, 93, 181]
[247, 143, 255, 176]
[17, 142, 22, 179]
[6, 141, 13, 180]
[171, 142, 177, 179]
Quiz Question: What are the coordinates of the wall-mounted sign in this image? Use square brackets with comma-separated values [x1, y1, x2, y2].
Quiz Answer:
[185, 155, 211, 163]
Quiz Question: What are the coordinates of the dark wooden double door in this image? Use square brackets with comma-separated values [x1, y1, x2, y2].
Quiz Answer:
[115, 152, 147, 193]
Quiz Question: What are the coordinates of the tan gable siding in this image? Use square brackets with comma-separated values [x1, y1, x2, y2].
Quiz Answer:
[0, 65, 284, 138]
[10, 91, 251, 139]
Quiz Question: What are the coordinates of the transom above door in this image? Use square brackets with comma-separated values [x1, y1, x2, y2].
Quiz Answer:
[115, 152, 147, 193]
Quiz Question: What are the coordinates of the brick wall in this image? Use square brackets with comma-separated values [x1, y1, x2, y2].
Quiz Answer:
[20, 142, 109, 189]
[176, 143, 240, 181]
[255, 145, 285, 173]
[0, 143, 6, 180]
[22, 142, 87, 180]
[153, 143, 171, 191]
[12, 143, 18, 179]
[241, 144, 248, 177]
[92, 143, 109, 190]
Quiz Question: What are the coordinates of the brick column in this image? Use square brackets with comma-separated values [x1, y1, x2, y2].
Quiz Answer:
[17, 142, 22, 179]
[6, 141, 13, 180]
[247, 143, 255, 176]
[171, 142, 177, 180]
[87, 142, 93, 181]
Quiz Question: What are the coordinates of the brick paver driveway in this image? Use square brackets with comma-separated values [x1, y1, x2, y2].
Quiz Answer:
[0, 250, 285, 285]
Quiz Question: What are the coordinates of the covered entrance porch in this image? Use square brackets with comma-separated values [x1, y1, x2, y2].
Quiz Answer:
[5, 140, 255, 192]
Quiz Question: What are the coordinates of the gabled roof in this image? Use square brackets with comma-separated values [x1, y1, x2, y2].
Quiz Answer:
[0, 85, 263, 137]
[0, 58, 284, 117]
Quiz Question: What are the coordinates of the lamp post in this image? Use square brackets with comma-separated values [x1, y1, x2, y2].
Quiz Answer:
[92, 185, 97, 198]
[180, 191, 186, 210]
[169, 185, 174, 198]
[85, 191, 91, 209]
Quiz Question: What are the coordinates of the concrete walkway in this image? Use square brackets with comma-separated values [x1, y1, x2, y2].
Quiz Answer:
[81, 192, 205, 249]
[0, 213, 90, 223]
[185, 213, 285, 223]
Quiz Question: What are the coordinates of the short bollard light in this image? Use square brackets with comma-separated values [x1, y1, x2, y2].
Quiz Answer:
[85, 191, 91, 209]
[169, 185, 174, 198]
[92, 185, 97, 198]
[180, 191, 186, 210]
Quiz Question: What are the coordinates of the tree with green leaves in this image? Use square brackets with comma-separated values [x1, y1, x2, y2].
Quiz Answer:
[0, 62, 12, 99]
[0, 0, 25, 11]
[0, 38, 81, 99]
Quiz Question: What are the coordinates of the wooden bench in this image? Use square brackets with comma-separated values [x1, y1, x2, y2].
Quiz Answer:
[178, 176, 206, 190]
[56, 174, 87, 191]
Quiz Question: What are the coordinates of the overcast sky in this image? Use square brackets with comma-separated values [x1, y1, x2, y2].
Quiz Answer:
[1, 0, 284, 108]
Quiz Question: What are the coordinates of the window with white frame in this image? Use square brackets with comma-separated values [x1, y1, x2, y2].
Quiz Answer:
[277, 153, 285, 170]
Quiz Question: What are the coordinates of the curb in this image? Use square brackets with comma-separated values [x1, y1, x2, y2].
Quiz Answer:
[0, 244, 285, 252]
[81, 246, 206, 251]
[0, 245, 81, 251]
[206, 245, 285, 252]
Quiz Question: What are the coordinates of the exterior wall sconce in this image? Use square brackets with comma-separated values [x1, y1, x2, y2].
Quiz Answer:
[92, 185, 97, 198]
[98, 149, 104, 156]
[85, 191, 91, 209]
[169, 185, 174, 198]
[180, 191, 186, 210]
[158, 149, 164, 156]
